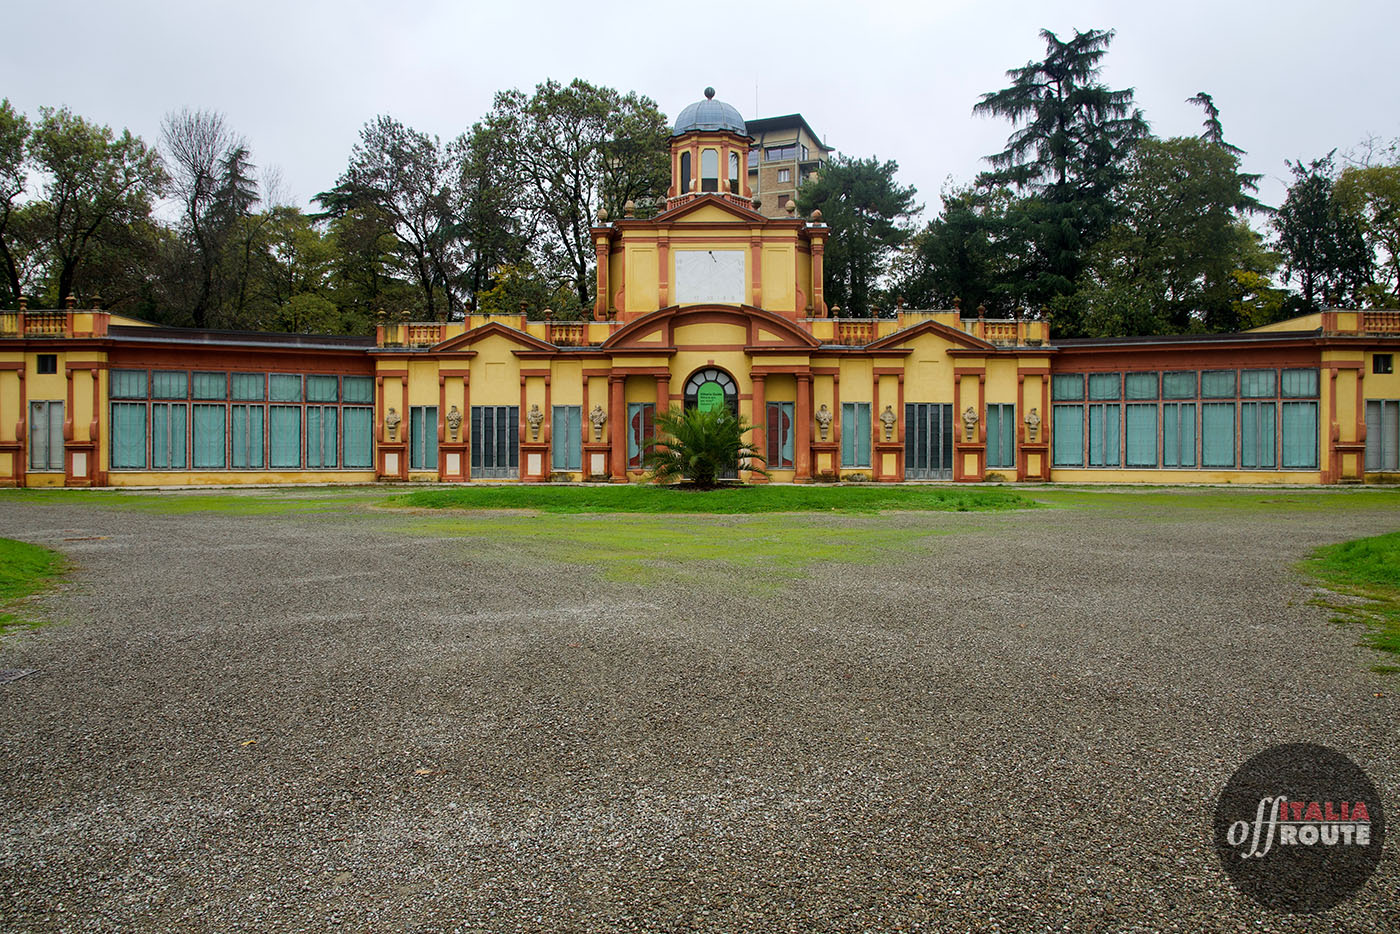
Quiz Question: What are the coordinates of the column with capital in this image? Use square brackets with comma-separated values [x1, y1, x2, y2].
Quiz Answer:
[609, 375, 626, 480]
[811, 240, 826, 316]
[656, 372, 670, 414]
[594, 239, 611, 320]
[750, 372, 767, 483]
[795, 373, 812, 481]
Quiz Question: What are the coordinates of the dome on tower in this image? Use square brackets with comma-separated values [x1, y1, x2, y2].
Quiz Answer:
[671, 87, 747, 137]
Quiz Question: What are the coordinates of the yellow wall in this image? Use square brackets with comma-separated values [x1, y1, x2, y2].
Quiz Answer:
[106, 471, 377, 487]
[1366, 352, 1400, 398]
[1051, 469, 1325, 485]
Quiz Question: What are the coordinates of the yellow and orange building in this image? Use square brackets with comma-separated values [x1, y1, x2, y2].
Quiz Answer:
[2, 90, 1398, 488]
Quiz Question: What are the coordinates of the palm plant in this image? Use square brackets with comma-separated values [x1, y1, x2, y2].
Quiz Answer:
[642, 406, 766, 489]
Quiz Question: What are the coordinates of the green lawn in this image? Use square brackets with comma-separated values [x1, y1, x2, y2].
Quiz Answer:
[389, 483, 1033, 514]
[0, 538, 63, 635]
[395, 512, 955, 593]
[1305, 530, 1400, 670]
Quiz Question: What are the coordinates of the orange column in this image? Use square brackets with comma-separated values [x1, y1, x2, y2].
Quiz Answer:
[63, 368, 75, 441]
[795, 373, 812, 481]
[750, 373, 767, 482]
[750, 238, 763, 307]
[463, 374, 472, 481]
[609, 375, 626, 481]
[656, 372, 670, 414]
[376, 376, 385, 442]
[594, 240, 610, 320]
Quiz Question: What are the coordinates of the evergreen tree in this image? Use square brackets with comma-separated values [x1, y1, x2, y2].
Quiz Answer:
[317, 116, 463, 321]
[971, 27, 1149, 329]
[1186, 92, 1245, 155]
[796, 156, 918, 317]
[482, 79, 670, 311]
[0, 99, 30, 306]
[1274, 153, 1372, 308]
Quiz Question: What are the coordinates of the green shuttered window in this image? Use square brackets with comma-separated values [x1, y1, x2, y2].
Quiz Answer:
[232, 373, 265, 400]
[151, 404, 187, 469]
[1240, 402, 1276, 468]
[307, 407, 339, 468]
[1240, 370, 1276, 398]
[985, 404, 1015, 469]
[106, 370, 371, 473]
[343, 377, 373, 404]
[1125, 373, 1158, 400]
[1282, 368, 1319, 398]
[269, 374, 302, 402]
[269, 406, 301, 468]
[1052, 405, 1084, 466]
[1051, 374, 1084, 401]
[110, 369, 147, 399]
[193, 372, 227, 399]
[1162, 372, 1197, 399]
[627, 403, 654, 469]
[307, 376, 338, 403]
[1088, 373, 1120, 400]
[152, 371, 188, 399]
[553, 405, 582, 471]
[232, 405, 264, 469]
[1125, 404, 1157, 467]
[1281, 402, 1318, 468]
[1162, 404, 1196, 468]
[1201, 403, 1235, 467]
[1202, 370, 1236, 398]
[410, 406, 438, 470]
[192, 405, 226, 468]
[342, 408, 373, 469]
[1365, 401, 1399, 471]
[1052, 370, 1320, 473]
[841, 402, 871, 467]
[1087, 404, 1119, 466]
[110, 402, 146, 469]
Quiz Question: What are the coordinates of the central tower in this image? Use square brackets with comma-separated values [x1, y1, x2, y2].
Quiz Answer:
[590, 87, 827, 321]
[667, 87, 755, 211]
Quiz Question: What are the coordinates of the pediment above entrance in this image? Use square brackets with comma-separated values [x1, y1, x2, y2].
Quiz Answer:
[601, 304, 820, 353]
[431, 320, 556, 354]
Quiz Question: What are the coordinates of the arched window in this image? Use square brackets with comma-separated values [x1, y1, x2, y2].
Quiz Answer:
[680, 151, 692, 194]
[683, 367, 738, 414]
[728, 152, 740, 194]
[701, 148, 719, 192]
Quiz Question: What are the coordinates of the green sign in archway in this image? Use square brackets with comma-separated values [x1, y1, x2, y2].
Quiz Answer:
[695, 381, 726, 413]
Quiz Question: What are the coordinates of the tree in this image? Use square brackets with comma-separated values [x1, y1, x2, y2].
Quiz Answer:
[24, 106, 165, 306]
[317, 116, 463, 321]
[324, 205, 417, 319]
[160, 109, 265, 327]
[1077, 137, 1271, 335]
[457, 120, 530, 306]
[796, 156, 918, 316]
[1335, 162, 1400, 307]
[0, 99, 30, 305]
[642, 406, 765, 489]
[484, 79, 669, 310]
[971, 27, 1149, 329]
[974, 28, 1148, 201]
[473, 262, 583, 318]
[1273, 153, 1371, 308]
[1186, 92, 1244, 155]
[896, 183, 1039, 314]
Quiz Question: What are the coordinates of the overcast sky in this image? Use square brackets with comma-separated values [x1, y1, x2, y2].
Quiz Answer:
[4, 0, 1397, 222]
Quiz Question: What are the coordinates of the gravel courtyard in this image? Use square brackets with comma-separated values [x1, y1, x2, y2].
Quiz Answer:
[0, 489, 1396, 933]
